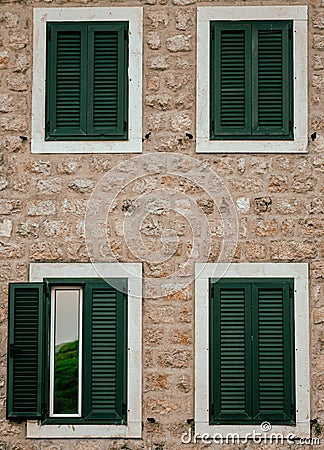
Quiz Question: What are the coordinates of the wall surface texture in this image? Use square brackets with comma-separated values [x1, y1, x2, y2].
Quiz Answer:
[0, 0, 323, 449]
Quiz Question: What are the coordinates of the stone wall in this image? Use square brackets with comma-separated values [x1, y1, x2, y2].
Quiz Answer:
[0, 0, 323, 449]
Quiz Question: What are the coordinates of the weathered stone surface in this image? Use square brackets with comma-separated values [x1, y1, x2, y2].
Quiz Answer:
[13, 52, 30, 72]
[8, 32, 28, 50]
[27, 200, 56, 216]
[236, 197, 250, 214]
[0, 220, 12, 238]
[298, 219, 324, 237]
[175, 9, 193, 31]
[166, 34, 192, 52]
[30, 242, 63, 261]
[1, 115, 27, 132]
[68, 178, 94, 193]
[16, 221, 39, 238]
[270, 240, 317, 260]
[147, 31, 161, 49]
[0, 200, 21, 215]
[252, 218, 278, 237]
[147, 10, 169, 28]
[158, 349, 191, 368]
[57, 158, 82, 174]
[6, 74, 28, 91]
[244, 241, 267, 260]
[0, 242, 23, 259]
[37, 177, 62, 195]
[0, 94, 15, 113]
[150, 56, 169, 70]
[254, 196, 272, 213]
[170, 113, 191, 132]
[0, 51, 9, 69]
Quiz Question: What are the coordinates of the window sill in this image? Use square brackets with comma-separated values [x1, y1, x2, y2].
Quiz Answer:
[27, 421, 142, 439]
[196, 137, 308, 154]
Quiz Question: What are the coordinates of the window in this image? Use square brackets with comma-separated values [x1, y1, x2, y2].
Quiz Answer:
[7, 263, 142, 439]
[210, 21, 293, 140]
[210, 279, 294, 425]
[46, 22, 128, 141]
[197, 6, 308, 153]
[32, 8, 143, 154]
[195, 263, 310, 437]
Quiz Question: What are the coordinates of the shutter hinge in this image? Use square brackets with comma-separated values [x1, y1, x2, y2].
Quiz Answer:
[289, 285, 293, 299]
[123, 121, 127, 132]
[122, 403, 127, 415]
[288, 27, 293, 40]
[210, 283, 214, 299]
[46, 121, 50, 133]
[211, 120, 215, 133]
[42, 403, 49, 418]
[289, 121, 292, 132]
[44, 280, 50, 300]
[211, 28, 215, 41]
[48, 28, 52, 41]
[124, 29, 128, 41]
[290, 403, 294, 415]
[210, 404, 214, 416]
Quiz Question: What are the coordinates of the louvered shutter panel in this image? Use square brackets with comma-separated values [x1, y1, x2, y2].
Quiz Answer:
[209, 281, 253, 423]
[84, 279, 127, 423]
[87, 23, 128, 138]
[7, 283, 44, 419]
[211, 22, 251, 138]
[46, 23, 87, 139]
[252, 281, 295, 424]
[252, 22, 292, 137]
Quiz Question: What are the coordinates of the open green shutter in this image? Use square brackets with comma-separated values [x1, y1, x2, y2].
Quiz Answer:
[211, 22, 251, 138]
[84, 279, 127, 423]
[87, 23, 128, 139]
[209, 281, 253, 424]
[46, 23, 87, 139]
[7, 283, 44, 419]
[252, 22, 293, 137]
[252, 280, 295, 424]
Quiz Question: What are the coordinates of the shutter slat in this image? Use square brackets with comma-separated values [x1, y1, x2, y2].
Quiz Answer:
[7, 284, 43, 419]
[84, 280, 127, 423]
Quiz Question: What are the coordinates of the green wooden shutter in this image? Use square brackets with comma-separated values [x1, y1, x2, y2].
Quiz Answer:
[252, 281, 295, 424]
[211, 22, 251, 138]
[46, 23, 87, 139]
[210, 21, 293, 140]
[252, 22, 292, 137]
[87, 23, 128, 139]
[210, 279, 295, 425]
[209, 281, 253, 423]
[84, 279, 127, 423]
[7, 283, 44, 419]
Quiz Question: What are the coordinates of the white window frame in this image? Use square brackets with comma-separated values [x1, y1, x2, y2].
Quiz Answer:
[49, 287, 83, 418]
[32, 7, 143, 154]
[196, 6, 308, 154]
[27, 263, 142, 439]
[195, 263, 310, 438]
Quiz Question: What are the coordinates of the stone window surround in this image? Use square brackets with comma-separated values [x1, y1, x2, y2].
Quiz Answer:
[195, 262, 310, 437]
[27, 262, 142, 439]
[32, 7, 143, 154]
[196, 6, 308, 154]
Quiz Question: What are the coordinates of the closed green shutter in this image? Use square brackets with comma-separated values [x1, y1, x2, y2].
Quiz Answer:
[87, 24, 127, 138]
[84, 279, 127, 423]
[46, 22, 128, 141]
[253, 22, 292, 137]
[209, 279, 295, 425]
[210, 21, 293, 140]
[7, 283, 44, 419]
[252, 282, 295, 424]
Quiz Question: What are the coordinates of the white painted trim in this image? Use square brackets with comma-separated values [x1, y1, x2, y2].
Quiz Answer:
[32, 7, 143, 154]
[195, 263, 310, 438]
[27, 263, 142, 438]
[196, 6, 308, 154]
